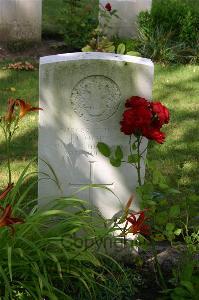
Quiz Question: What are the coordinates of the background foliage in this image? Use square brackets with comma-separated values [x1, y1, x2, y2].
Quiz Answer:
[137, 0, 199, 63]
[43, 0, 98, 50]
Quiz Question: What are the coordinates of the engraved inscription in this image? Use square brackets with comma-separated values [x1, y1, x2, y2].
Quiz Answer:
[71, 75, 121, 122]
[61, 127, 124, 156]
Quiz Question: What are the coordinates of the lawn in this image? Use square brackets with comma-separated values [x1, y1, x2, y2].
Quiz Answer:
[0, 62, 199, 195]
[149, 64, 199, 191]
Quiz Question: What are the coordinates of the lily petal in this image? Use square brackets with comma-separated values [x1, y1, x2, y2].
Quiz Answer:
[0, 183, 14, 201]
[16, 99, 43, 118]
[0, 204, 24, 233]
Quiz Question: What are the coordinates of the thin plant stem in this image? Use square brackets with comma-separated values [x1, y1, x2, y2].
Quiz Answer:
[1, 123, 12, 185]
[140, 145, 148, 157]
[137, 136, 142, 186]
[129, 135, 132, 154]
[6, 128, 12, 185]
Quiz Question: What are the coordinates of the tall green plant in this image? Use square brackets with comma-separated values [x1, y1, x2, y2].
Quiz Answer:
[58, 0, 98, 50]
[0, 98, 135, 299]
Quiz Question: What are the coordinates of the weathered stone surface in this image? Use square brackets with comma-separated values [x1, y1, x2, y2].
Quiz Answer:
[0, 0, 42, 42]
[38, 52, 154, 219]
[99, 0, 152, 38]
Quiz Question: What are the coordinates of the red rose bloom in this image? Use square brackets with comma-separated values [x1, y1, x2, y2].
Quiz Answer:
[120, 105, 152, 136]
[151, 102, 170, 126]
[105, 3, 112, 11]
[120, 96, 170, 144]
[125, 96, 150, 109]
[142, 127, 165, 144]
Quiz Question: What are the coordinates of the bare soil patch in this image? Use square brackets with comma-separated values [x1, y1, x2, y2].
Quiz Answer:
[0, 39, 67, 62]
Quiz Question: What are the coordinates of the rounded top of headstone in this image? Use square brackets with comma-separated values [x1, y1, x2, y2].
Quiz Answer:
[40, 52, 153, 67]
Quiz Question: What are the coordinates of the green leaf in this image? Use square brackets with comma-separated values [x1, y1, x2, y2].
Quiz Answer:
[110, 157, 121, 167]
[128, 154, 139, 163]
[180, 281, 194, 295]
[104, 45, 115, 53]
[115, 146, 123, 160]
[147, 200, 156, 206]
[188, 194, 199, 202]
[155, 211, 168, 225]
[173, 286, 189, 297]
[117, 43, 125, 54]
[97, 142, 111, 157]
[158, 183, 169, 190]
[99, 37, 115, 53]
[110, 9, 118, 15]
[169, 205, 180, 218]
[131, 143, 137, 150]
[166, 223, 175, 232]
[166, 231, 175, 241]
[159, 199, 168, 206]
[174, 228, 182, 236]
[7, 246, 12, 282]
[81, 45, 93, 52]
[126, 51, 141, 57]
[168, 188, 181, 194]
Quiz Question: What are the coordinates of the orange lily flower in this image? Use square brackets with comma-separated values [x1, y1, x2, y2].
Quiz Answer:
[126, 210, 151, 236]
[124, 193, 134, 214]
[5, 98, 16, 122]
[0, 183, 14, 201]
[0, 204, 24, 234]
[15, 99, 43, 118]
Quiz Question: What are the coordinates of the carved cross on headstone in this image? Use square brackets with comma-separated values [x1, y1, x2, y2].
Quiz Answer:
[69, 160, 114, 206]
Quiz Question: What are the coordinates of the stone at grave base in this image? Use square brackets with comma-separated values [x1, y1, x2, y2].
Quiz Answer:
[95, 232, 139, 264]
[106, 240, 139, 265]
[0, 0, 42, 42]
[140, 242, 199, 273]
[99, 0, 152, 38]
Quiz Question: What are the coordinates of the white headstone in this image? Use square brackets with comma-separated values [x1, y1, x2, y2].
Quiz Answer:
[38, 52, 154, 219]
[99, 0, 152, 38]
[0, 0, 42, 42]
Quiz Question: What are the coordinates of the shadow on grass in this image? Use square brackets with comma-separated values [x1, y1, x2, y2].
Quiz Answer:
[153, 73, 199, 102]
[0, 127, 38, 160]
[148, 107, 199, 190]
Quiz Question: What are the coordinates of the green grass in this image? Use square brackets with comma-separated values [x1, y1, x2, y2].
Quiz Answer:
[0, 62, 198, 195]
[151, 64, 199, 191]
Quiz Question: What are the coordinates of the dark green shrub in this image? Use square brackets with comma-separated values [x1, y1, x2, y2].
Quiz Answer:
[137, 24, 184, 63]
[137, 0, 199, 63]
[42, 0, 65, 39]
[179, 10, 198, 46]
[151, 0, 199, 46]
[136, 10, 153, 39]
[58, 0, 98, 51]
